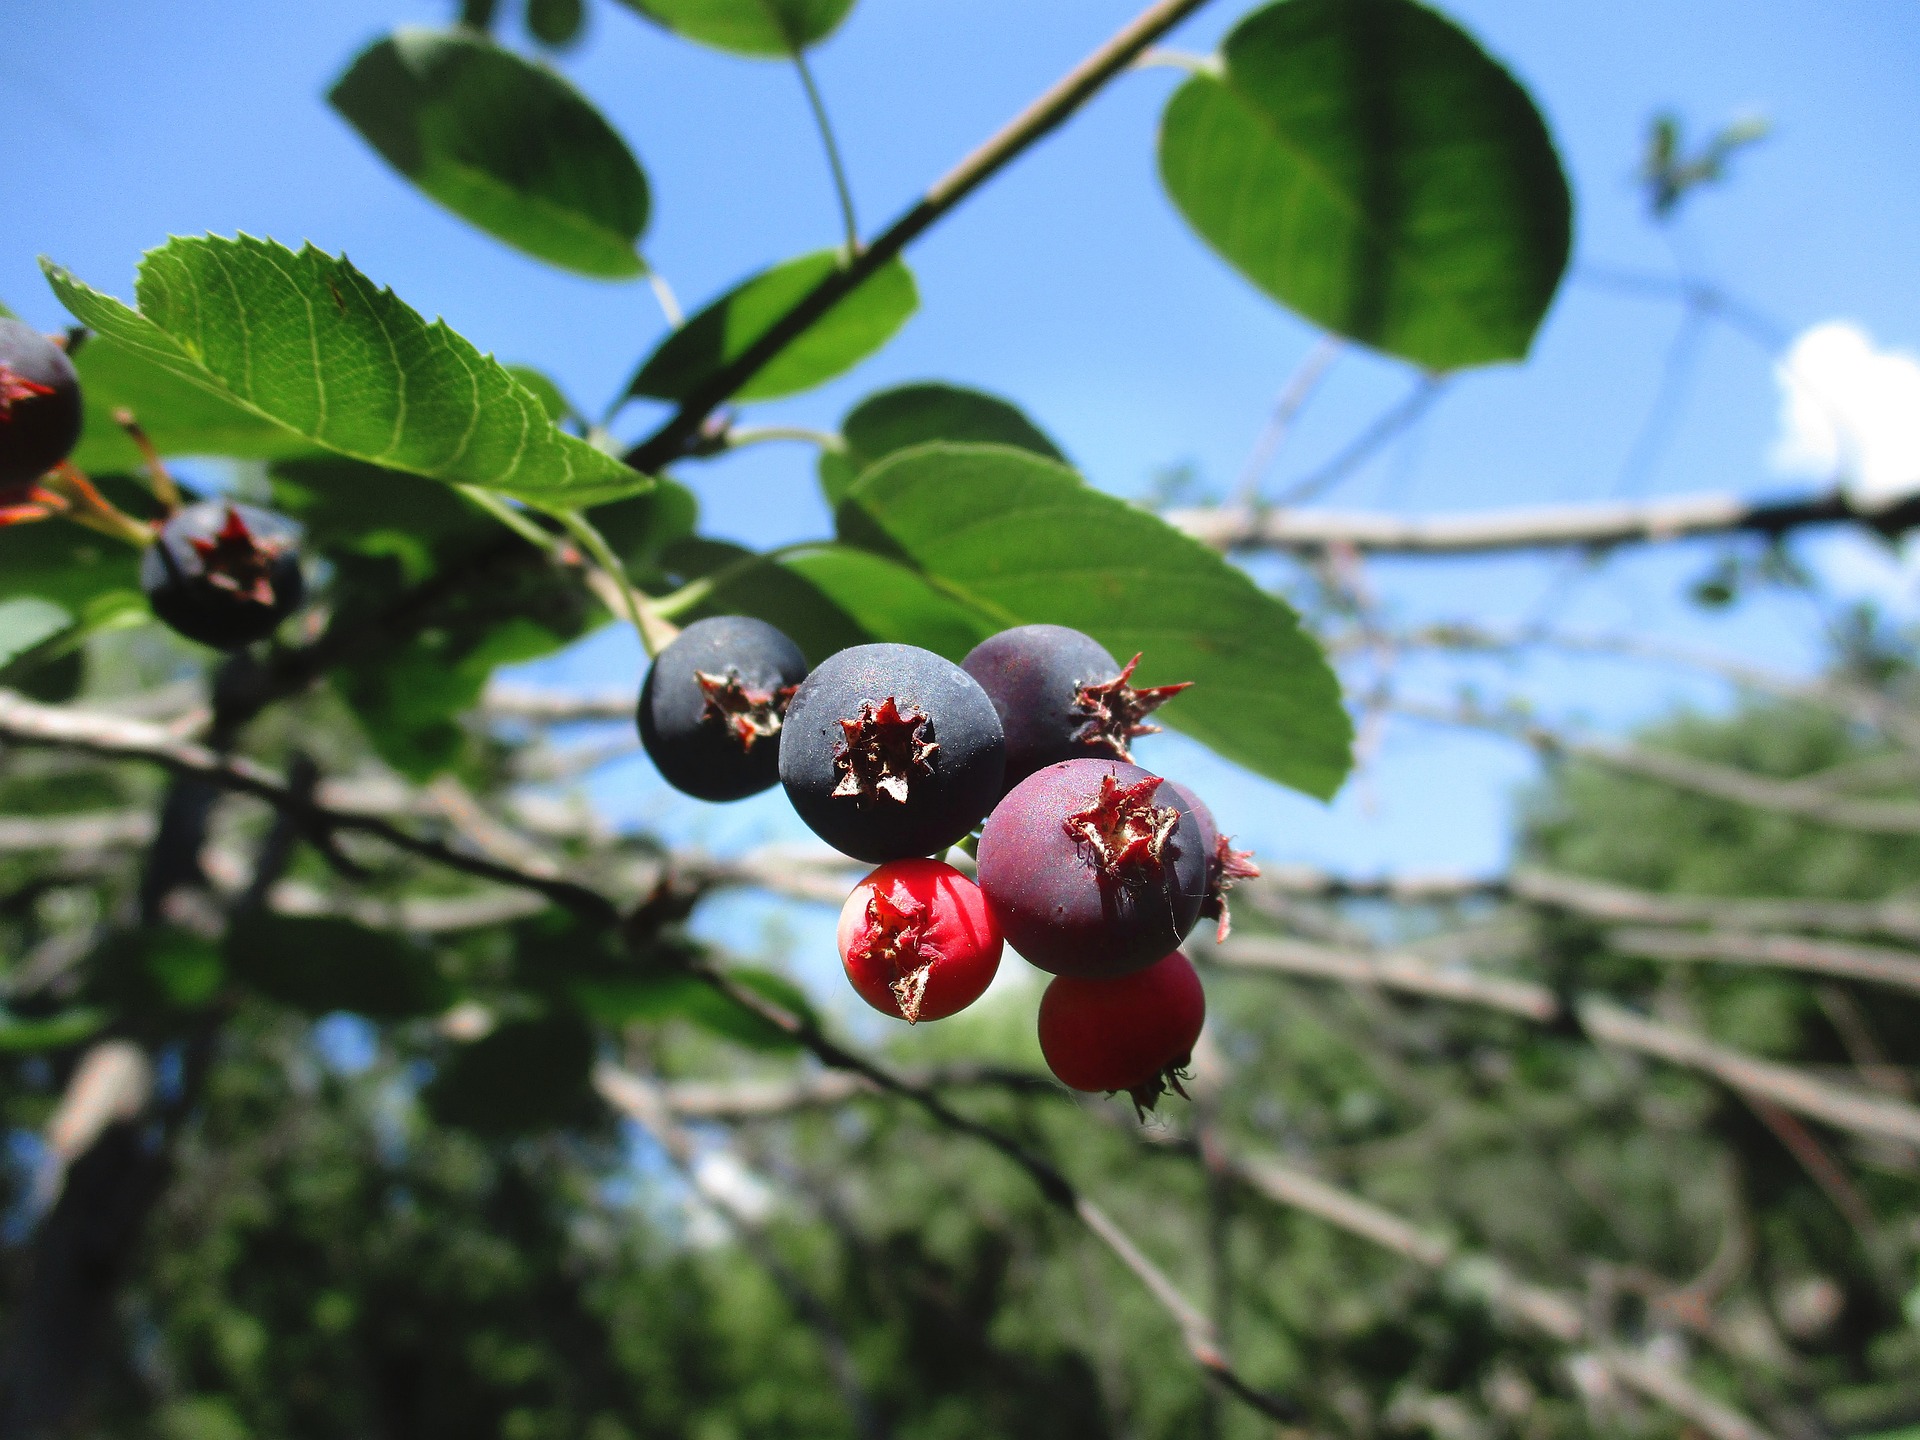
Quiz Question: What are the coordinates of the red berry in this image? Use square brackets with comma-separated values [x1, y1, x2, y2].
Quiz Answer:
[976, 758, 1207, 978]
[1037, 951, 1205, 1114]
[836, 858, 1002, 1024]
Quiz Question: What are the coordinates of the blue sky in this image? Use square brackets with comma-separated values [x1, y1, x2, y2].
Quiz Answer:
[6, 0, 1920, 893]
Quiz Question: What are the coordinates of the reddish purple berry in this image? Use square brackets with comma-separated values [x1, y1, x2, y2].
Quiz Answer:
[1165, 781, 1260, 942]
[961, 624, 1191, 790]
[976, 757, 1207, 977]
[639, 615, 807, 802]
[778, 643, 1005, 863]
[1038, 950, 1206, 1115]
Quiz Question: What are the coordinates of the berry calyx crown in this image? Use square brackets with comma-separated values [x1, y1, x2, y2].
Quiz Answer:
[832, 697, 938, 805]
[853, 883, 936, 1024]
[187, 507, 290, 608]
[1061, 773, 1179, 878]
[1071, 653, 1192, 761]
[695, 669, 796, 752]
[1125, 1056, 1194, 1119]
[1200, 834, 1261, 942]
[0, 364, 55, 423]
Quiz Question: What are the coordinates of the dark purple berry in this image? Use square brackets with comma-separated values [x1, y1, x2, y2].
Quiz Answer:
[779, 643, 1004, 863]
[0, 319, 83, 490]
[1164, 781, 1260, 942]
[638, 615, 807, 802]
[977, 757, 1207, 978]
[961, 624, 1191, 791]
[141, 501, 305, 650]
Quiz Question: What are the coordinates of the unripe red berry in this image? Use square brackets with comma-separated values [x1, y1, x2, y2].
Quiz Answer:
[1037, 950, 1205, 1114]
[977, 758, 1207, 977]
[837, 858, 1002, 1023]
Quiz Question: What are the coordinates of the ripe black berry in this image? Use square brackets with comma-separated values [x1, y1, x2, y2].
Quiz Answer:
[141, 501, 305, 650]
[0, 319, 83, 490]
[779, 642, 1004, 863]
[638, 615, 808, 802]
[976, 757, 1207, 977]
[1165, 781, 1259, 942]
[961, 624, 1190, 790]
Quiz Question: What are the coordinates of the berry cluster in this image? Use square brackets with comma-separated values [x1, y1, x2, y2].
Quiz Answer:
[639, 617, 1258, 1114]
[0, 321, 307, 651]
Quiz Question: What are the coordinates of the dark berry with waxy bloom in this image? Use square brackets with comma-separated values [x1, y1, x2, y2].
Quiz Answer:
[1038, 950, 1205, 1116]
[961, 624, 1191, 790]
[0, 319, 83, 490]
[638, 616, 807, 803]
[837, 858, 1002, 1023]
[141, 501, 305, 650]
[976, 757, 1206, 978]
[779, 642, 1004, 863]
[1165, 781, 1259, 942]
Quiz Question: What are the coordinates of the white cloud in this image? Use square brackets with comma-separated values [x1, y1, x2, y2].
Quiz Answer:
[1771, 320, 1920, 505]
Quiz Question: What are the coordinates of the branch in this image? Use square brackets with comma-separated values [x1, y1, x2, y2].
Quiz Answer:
[1608, 926, 1920, 999]
[654, 1064, 1059, 1120]
[0, 811, 155, 853]
[622, 0, 1216, 473]
[1203, 934, 1559, 1022]
[1168, 486, 1920, 556]
[1509, 866, 1920, 945]
[0, 690, 619, 925]
[1394, 700, 1920, 835]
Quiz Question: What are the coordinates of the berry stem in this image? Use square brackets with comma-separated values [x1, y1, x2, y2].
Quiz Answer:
[554, 507, 680, 658]
[792, 48, 861, 257]
[112, 408, 183, 510]
[48, 463, 152, 547]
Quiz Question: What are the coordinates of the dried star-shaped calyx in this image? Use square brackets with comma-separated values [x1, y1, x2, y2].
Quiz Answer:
[1062, 774, 1179, 878]
[1071, 653, 1193, 761]
[832, 697, 938, 805]
[1201, 836, 1261, 942]
[188, 507, 289, 607]
[1125, 1058, 1194, 1120]
[855, 885, 938, 1024]
[695, 669, 795, 752]
[0, 365, 54, 424]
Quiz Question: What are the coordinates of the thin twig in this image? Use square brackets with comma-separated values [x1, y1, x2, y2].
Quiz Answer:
[793, 49, 860, 255]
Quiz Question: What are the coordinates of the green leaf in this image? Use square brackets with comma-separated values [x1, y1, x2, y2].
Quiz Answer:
[613, 0, 854, 55]
[0, 599, 71, 669]
[627, 250, 916, 405]
[0, 1007, 108, 1051]
[571, 967, 811, 1051]
[504, 364, 576, 423]
[819, 382, 1064, 507]
[67, 330, 320, 473]
[527, 0, 587, 48]
[43, 236, 650, 505]
[1157, 0, 1571, 370]
[330, 27, 648, 279]
[226, 913, 453, 1019]
[838, 444, 1352, 798]
[0, 495, 143, 609]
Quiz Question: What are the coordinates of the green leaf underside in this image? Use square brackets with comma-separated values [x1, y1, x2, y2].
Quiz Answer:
[838, 444, 1352, 799]
[628, 250, 916, 404]
[43, 236, 650, 504]
[682, 542, 996, 664]
[68, 330, 320, 473]
[0, 599, 73, 669]
[819, 381, 1064, 507]
[1158, 0, 1571, 371]
[331, 28, 649, 279]
[613, 0, 854, 55]
[0, 1007, 107, 1052]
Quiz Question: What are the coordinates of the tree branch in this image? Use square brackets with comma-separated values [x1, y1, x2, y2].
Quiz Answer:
[1608, 926, 1920, 999]
[622, 0, 1217, 473]
[1202, 933, 1559, 1022]
[1169, 486, 1920, 556]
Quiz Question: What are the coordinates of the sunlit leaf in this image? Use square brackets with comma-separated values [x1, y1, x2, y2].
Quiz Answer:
[613, 0, 854, 56]
[838, 444, 1352, 798]
[1158, 0, 1571, 369]
[627, 250, 916, 405]
[819, 381, 1063, 506]
[331, 28, 648, 278]
[44, 236, 651, 505]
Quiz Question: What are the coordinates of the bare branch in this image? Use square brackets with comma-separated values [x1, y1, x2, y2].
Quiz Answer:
[1577, 995, 1920, 1146]
[1201, 934, 1559, 1022]
[1169, 486, 1920, 556]
[1609, 926, 1920, 998]
[624, 0, 1219, 472]
[1510, 866, 1920, 945]
[482, 684, 634, 723]
[0, 811, 155, 853]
